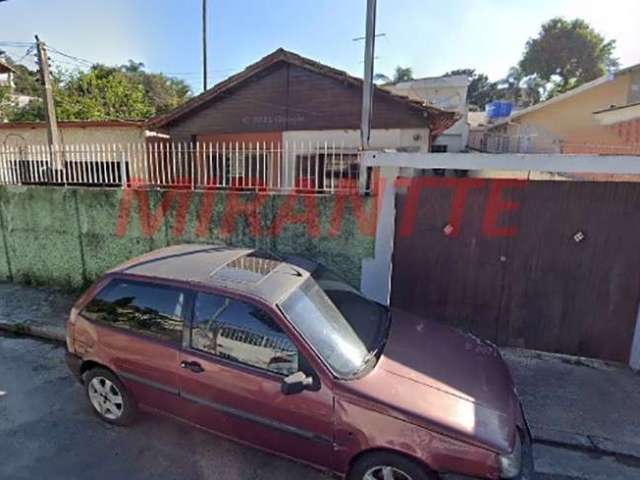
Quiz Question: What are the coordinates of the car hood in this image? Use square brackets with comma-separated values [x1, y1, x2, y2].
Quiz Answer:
[338, 308, 518, 453]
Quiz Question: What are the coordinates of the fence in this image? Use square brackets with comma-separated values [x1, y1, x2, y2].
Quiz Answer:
[0, 141, 368, 194]
[469, 130, 640, 155]
[468, 131, 562, 154]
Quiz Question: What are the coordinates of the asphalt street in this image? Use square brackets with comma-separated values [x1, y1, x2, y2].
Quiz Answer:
[0, 333, 328, 480]
[2, 333, 640, 480]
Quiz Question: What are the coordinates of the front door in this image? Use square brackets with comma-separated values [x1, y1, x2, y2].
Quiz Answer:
[176, 290, 335, 470]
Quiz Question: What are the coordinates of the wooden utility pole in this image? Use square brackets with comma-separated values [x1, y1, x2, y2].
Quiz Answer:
[35, 35, 61, 166]
[360, 0, 377, 149]
[202, 0, 208, 91]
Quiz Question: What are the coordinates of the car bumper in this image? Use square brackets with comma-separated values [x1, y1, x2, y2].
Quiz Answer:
[65, 351, 83, 383]
[442, 403, 534, 480]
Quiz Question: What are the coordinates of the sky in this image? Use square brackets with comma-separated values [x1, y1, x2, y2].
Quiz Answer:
[1, 0, 639, 94]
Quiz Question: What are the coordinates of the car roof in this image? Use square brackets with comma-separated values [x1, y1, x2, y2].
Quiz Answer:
[108, 244, 316, 304]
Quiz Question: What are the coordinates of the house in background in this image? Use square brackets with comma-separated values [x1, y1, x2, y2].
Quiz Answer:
[472, 63, 640, 155]
[149, 48, 457, 190]
[383, 75, 470, 152]
[0, 120, 150, 185]
[0, 59, 37, 114]
[0, 120, 147, 146]
[0, 59, 15, 89]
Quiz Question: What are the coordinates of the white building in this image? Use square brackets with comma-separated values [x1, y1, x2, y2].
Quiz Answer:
[0, 60, 15, 89]
[384, 75, 470, 152]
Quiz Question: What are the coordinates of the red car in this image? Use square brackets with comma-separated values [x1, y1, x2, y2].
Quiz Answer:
[65, 244, 531, 480]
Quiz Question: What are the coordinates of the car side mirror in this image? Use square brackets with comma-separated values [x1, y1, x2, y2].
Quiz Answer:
[281, 371, 314, 395]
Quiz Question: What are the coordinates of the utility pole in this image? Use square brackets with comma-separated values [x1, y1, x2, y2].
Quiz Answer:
[202, 0, 208, 91]
[360, 0, 377, 149]
[35, 35, 62, 167]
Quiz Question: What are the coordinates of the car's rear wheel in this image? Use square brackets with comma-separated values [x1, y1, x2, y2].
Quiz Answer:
[349, 452, 435, 480]
[84, 368, 136, 426]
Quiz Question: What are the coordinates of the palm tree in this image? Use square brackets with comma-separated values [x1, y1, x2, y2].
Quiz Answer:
[393, 66, 414, 83]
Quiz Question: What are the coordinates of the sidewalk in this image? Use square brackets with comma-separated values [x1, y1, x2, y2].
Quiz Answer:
[1, 281, 639, 466]
[502, 348, 640, 460]
[0, 282, 74, 343]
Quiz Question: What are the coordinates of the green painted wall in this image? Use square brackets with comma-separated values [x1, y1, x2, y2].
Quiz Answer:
[0, 186, 375, 290]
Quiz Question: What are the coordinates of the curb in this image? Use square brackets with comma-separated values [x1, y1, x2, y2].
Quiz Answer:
[0, 321, 66, 344]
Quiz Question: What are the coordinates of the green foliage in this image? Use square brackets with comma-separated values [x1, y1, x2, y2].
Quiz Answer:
[0, 58, 192, 122]
[55, 65, 154, 120]
[0, 84, 14, 120]
[120, 60, 191, 114]
[519, 17, 619, 95]
[11, 64, 40, 97]
[393, 66, 413, 83]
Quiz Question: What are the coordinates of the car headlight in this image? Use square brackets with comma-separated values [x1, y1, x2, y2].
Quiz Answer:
[499, 433, 522, 478]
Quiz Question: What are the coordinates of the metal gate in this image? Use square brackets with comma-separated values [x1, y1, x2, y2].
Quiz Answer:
[390, 177, 640, 363]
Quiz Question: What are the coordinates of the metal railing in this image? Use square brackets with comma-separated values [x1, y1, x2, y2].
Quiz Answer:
[0, 141, 368, 193]
[468, 131, 562, 154]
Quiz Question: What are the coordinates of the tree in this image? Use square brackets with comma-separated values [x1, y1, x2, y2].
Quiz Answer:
[392, 66, 413, 82]
[54, 65, 154, 120]
[120, 60, 191, 114]
[0, 84, 15, 120]
[444, 69, 497, 109]
[0, 57, 192, 122]
[519, 17, 619, 95]
[374, 66, 414, 84]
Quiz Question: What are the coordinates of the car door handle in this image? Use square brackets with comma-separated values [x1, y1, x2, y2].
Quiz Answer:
[180, 360, 204, 373]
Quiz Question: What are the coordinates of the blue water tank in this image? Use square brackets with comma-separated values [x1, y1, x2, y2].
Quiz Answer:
[486, 101, 513, 119]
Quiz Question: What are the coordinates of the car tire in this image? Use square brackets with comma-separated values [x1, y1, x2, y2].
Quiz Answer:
[84, 367, 137, 426]
[348, 451, 435, 480]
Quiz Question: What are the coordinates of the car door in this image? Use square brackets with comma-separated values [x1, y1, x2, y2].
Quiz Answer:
[176, 289, 335, 470]
[78, 276, 187, 415]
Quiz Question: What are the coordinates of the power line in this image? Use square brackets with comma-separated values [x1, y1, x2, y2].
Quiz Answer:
[0, 41, 34, 47]
[46, 46, 94, 66]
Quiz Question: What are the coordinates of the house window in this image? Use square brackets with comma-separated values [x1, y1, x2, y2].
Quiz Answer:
[431, 145, 448, 153]
[295, 153, 359, 191]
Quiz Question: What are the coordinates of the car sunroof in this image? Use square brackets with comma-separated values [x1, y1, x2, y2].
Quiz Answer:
[213, 251, 281, 284]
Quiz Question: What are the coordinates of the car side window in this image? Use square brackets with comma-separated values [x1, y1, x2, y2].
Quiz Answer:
[191, 292, 299, 376]
[82, 279, 185, 345]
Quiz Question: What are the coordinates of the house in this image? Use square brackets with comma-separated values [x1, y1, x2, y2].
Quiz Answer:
[383, 75, 470, 152]
[0, 59, 15, 89]
[0, 120, 147, 146]
[0, 120, 149, 185]
[476, 63, 640, 154]
[0, 60, 36, 113]
[149, 48, 457, 190]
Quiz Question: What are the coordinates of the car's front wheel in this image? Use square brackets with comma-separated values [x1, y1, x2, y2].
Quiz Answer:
[84, 368, 136, 426]
[349, 452, 435, 480]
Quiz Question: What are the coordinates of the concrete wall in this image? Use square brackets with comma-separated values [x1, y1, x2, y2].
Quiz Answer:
[0, 186, 375, 290]
[0, 125, 145, 147]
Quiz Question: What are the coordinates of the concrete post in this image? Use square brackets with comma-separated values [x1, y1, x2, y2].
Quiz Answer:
[360, 166, 399, 305]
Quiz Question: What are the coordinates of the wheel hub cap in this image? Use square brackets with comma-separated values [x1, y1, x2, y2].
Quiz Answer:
[364, 465, 414, 480]
[88, 376, 124, 420]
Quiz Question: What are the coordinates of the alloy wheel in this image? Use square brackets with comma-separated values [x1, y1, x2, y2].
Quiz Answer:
[88, 376, 124, 420]
[363, 465, 414, 480]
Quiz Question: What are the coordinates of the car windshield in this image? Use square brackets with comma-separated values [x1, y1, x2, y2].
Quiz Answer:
[279, 265, 389, 378]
